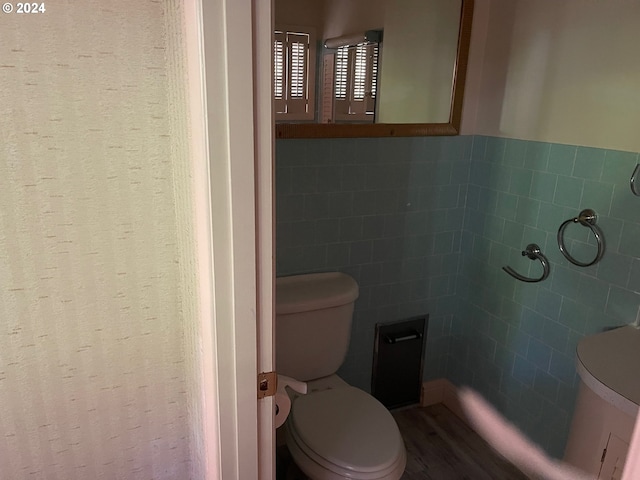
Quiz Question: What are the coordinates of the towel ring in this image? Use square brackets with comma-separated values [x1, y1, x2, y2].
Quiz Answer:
[557, 209, 604, 267]
[502, 243, 550, 283]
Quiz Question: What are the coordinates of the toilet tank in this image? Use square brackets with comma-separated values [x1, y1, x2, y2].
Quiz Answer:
[276, 272, 359, 382]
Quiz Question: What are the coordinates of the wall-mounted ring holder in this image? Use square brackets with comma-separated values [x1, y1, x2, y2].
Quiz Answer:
[631, 164, 640, 196]
[503, 243, 550, 283]
[557, 208, 605, 267]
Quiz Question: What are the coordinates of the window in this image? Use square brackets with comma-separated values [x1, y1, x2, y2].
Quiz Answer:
[274, 26, 316, 121]
[333, 42, 379, 122]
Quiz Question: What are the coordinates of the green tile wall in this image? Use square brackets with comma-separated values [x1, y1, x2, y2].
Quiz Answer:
[276, 136, 470, 391]
[455, 135, 640, 457]
[275, 134, 640, 458]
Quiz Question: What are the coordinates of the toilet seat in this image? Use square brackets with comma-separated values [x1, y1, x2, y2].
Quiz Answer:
[286, 386, 406, 479]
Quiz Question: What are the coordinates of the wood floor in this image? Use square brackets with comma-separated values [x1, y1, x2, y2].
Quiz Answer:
[277, 403, 529, 479]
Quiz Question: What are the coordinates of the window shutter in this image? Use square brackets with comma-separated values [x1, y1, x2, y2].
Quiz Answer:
[274, 31, 285, 113]
[274, 27, 315, 120]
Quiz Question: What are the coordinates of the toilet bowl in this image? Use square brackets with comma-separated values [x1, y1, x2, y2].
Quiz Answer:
[276, 272, 406, 480]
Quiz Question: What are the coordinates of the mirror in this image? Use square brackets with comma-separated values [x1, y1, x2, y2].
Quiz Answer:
[275, 0, 474, 138]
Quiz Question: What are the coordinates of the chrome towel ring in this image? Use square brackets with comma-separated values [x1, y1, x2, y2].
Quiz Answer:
[502, 244, 550, 283]
[557, 208, 604, 267]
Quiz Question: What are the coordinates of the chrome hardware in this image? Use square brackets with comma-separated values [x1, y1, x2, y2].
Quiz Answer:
[557, 208, 605, 267]
[383, 330, 423, 344]
[631, 164, 640, 196]
[502, 243, 550, 283]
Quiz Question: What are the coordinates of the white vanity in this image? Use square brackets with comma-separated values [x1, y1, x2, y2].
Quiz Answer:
[564, 326, 640, 479]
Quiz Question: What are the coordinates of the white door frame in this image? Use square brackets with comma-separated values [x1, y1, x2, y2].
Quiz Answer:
[184, 0, 274, 478]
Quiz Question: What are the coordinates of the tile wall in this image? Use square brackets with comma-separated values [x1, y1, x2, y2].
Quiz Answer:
[276, 136, 471, 390]
[454, 136, 640, 457]
[275, 135, 640, 457]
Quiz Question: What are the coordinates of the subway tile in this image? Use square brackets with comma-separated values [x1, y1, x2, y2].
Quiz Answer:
[628, 258, 640, 292]
[536, 288, 563, 321]
[524, 141, 551, 171]
[552, 263, 582, 303]
[548, 144, 577, 176]
[304, 193, 329, 219]
[533, 370, 560, 402]
[477, 187, 499, 214]
[527, 337, 552, 370]
[434, 231, 455, 255]
[609, 184, 638, 222]
[519, 385, 545, 416]
[495, 165, 513, 192]
[601, 149, 638, 184]
[277, 194, 305, 222]
[339, 217, 363, 242]
[484, 136, 507, 163]
[290, 166, 318, 193]
[536, 201, 566, 235]
[451, 160, 471, 185]
[483, 214, 505, 243]
[303, 139, 333, 165]
[361, 215, 385, 240]
[520, 307, 546, 339]
[495, 192, 518, 221]
[541, 318, 569, 353]
[276, 167, 292, 194]
[580, 180, 613, 216]
[502, 220, 525, 247]
[276, 139, 307, 167]
[504, 139, 527, 167]
[521, 226, 548, 252]
[341, 165, 367, 191]
[327, 192, 354, 217]
[349, 240, 373, 265]
[289, 221, 316, 247]
[376, 190, 401, 214]
[597, 251, 632, 287]
[515, 196, 540, 227]
[553, 175, 584, 207]
[530, 171, 558, 202]
[549, 350, 577, 385]
[433, 162, 453, 185]
[445, 208, 465, 231]
[470, 135, 488, 161]
[605, 286, 640, 323]
[577, 275, 610, 311]
[489, 317, 510, 346]
[384, 213, 407, 237]
[314, 218, 340, 244]
[509, 168, 533, 195]
[558, 297, 589, 333]
[437, 185, 460, 208]
[352, 191, 381, 216]
[316, 166, 342, 192]
[619, 221, 640, 257]
[572, 146, 605, 180]
[358, 263, 382, 287]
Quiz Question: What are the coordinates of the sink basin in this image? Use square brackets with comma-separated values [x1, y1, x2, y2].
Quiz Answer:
[577, 325, 640, 417]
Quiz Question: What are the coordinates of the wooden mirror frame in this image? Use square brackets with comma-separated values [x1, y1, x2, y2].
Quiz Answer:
[275, 0, 474, 139]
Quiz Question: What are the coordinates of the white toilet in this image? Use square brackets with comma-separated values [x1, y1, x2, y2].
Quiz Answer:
[276, 272, 407, 480]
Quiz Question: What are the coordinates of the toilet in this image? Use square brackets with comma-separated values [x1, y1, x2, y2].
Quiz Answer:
[276, 272, 406, 480]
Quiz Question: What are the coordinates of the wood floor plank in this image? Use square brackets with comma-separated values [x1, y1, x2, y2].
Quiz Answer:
[276, 403, 529, 479]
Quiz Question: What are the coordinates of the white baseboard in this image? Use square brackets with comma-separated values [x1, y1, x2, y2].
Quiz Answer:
[421, 378, 467, 423]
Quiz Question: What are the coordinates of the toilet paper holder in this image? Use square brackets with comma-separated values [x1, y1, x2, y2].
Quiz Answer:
[274, 375, 307, 429]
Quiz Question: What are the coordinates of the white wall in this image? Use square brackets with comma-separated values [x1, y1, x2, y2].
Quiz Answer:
[0, 1, 195, 478]
[463, 0, 640, 153]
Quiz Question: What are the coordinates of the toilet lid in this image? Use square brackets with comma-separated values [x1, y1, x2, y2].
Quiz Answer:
[289, 386, 404, 474]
